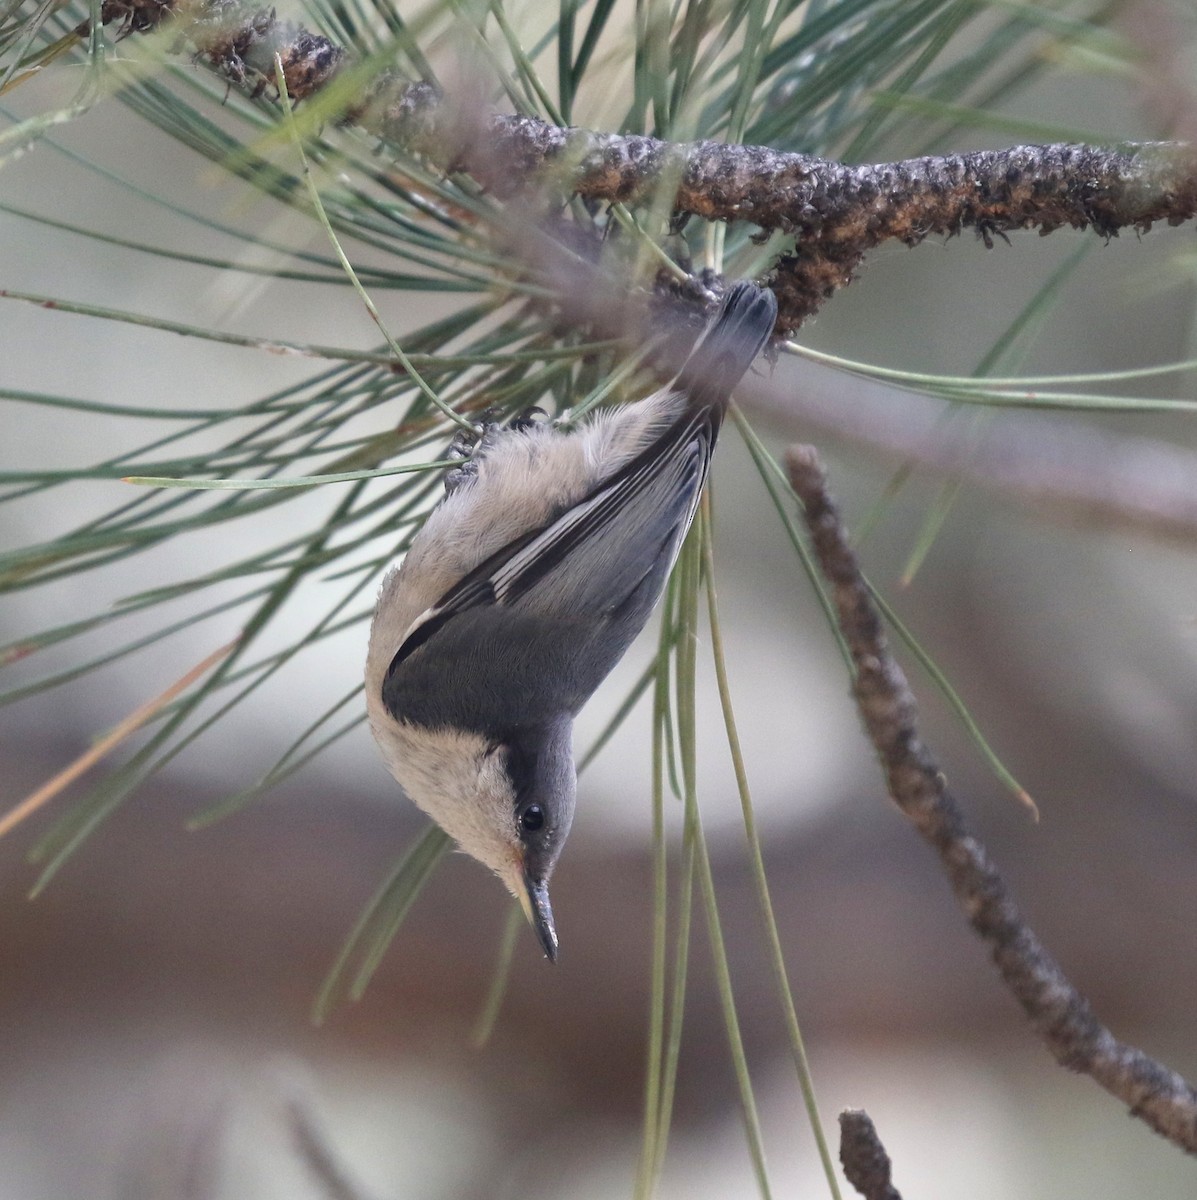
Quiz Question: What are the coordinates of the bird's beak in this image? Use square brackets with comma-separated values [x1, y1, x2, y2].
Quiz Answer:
[519, 870, 559, 962]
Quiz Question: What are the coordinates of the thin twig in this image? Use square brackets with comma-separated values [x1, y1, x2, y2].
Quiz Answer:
[785, 442, 1197, 1156]
[838, 1110, 903, 1200]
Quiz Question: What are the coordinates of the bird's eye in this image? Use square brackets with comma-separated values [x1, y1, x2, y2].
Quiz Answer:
[520, 804, 545, 833]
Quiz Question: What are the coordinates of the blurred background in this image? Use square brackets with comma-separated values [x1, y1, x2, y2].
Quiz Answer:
[3, 1, 1197, 1196]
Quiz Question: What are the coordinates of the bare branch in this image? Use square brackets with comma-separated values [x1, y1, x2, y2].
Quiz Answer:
[742, 359, 1197, 549]
[764, 140, 1197, 330]
[839, 1110, 904, 1200]
[786, 442, 1197, 1155]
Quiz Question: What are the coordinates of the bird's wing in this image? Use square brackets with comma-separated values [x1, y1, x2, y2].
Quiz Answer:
[491, 409, 710, 612]
[386, 407, 712, 678]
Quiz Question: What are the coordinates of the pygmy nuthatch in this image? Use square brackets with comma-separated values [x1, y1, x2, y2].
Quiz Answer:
[365, 281, 778, 960]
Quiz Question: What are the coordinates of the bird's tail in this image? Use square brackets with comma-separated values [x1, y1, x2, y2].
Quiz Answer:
[678, 281, 778, 410]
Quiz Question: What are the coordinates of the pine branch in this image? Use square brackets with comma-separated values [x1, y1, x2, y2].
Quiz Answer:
[88, 0, 1197, 334]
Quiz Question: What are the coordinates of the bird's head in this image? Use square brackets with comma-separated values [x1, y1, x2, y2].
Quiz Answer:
[368, 714, 575, 960]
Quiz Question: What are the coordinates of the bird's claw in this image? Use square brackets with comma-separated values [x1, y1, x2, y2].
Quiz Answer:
[442, 407, 550, 495]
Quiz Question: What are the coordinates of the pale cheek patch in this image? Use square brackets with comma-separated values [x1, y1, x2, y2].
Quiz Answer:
[368, 719, 523, 894]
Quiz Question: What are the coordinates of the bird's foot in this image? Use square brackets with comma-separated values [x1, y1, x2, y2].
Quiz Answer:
[442, 407, 550, 495]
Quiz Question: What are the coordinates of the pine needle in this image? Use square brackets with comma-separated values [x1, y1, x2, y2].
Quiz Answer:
[0, 638, 237, 841]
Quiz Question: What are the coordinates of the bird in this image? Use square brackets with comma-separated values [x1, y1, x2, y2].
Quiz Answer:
[364, 280, 778, 961]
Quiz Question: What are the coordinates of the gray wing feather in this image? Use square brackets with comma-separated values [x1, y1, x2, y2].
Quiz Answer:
[383, 413, 709, 734]
[496, 417, 704, 615]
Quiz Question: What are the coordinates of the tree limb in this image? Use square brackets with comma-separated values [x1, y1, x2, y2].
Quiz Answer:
[786, 442, 1197, 1155]
[92, 0, 1197, 334]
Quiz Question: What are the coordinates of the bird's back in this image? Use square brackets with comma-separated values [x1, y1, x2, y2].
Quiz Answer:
[368, 282, 777, 738]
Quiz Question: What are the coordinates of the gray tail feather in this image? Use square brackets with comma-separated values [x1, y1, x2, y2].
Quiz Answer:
[678, 281, 777, 410]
